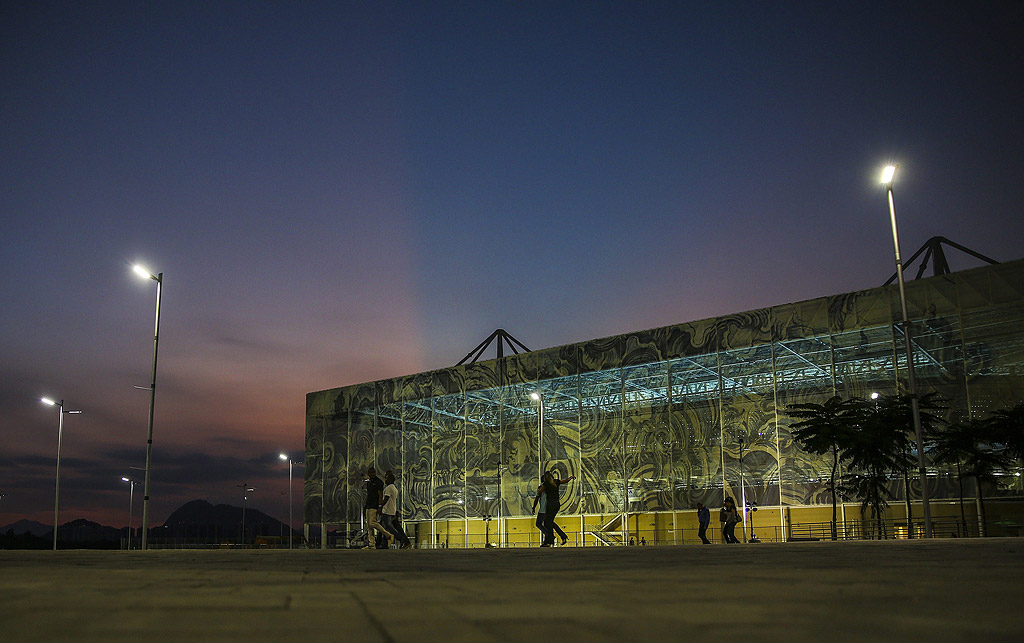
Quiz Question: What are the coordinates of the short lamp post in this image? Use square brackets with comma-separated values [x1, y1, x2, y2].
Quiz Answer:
[279, 454, 305, 549]
[132, 264, 163, 550]
[41, 397, 82, 551]
[881, 165, 932, 538]
[121, 477, 136, 550]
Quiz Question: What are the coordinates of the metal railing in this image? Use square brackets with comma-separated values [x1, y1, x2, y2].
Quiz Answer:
[788, 515, 1024, 541]
[135, 514, 1024, 550]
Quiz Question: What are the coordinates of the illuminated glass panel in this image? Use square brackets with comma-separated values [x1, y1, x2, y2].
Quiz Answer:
[538, 374, 582, 514]
[832, 324, 897, 399]
[465, 387, 501, 519]
[402, 399, 432, 521]
[376, 394, 403, 508]
[774, 335, 835, 506]
[320, 407, 347, 525]
[501, 383, 537, 517]
[669, 353, 722, 509]
[579, 368, 624, 514]
[348, 400, 375, 525]
[623, 361, 671, 511]
[432, 392, 466, 519]
[720, 343, 779, 508]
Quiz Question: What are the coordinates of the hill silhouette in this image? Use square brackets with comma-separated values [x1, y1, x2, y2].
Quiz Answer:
[2, 499, 295, 548]
[1, 519, 50, 537]
[157, 499, 293, 541]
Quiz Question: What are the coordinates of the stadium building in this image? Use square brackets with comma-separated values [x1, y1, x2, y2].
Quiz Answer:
[305, 257, 1024, 547]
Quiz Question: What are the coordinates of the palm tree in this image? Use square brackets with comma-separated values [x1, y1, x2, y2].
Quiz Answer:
[932, 419, 986, 536]
[965, 445, 1013, 537]
[839, 470, 892, 539]
[989, 403, 1024, 464]
[875, 392, 946, 537]
[933, 417, 1014, 536]
[841, 398, 904, 539]
[788, 395, 861, 540]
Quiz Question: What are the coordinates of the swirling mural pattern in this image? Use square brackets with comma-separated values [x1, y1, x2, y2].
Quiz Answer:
[306, 261, 1024, 526]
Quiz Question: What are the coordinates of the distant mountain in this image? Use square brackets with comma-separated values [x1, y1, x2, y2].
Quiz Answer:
[1, 519, 50, 537]
[2, 500, 294, 548]
[58, 518, 123, 543]
[158, 499, 293, 541]
[1, 518, 121, 549]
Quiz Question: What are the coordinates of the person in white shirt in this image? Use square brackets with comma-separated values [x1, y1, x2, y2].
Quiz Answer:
[381, 471, 411, 549]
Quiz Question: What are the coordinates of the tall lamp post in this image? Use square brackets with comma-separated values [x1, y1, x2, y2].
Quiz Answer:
[132, 264, 163, 550]
[278, 454, 305, 549]
[41, 397, 82, 551]
[121, 477, 136, 550]
[530, 391, 544, 480]
[881, 165, 932, 538]
[238, 484, 255, 544]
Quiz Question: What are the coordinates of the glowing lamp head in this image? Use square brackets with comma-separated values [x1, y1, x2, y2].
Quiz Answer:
[132, 265, 156, 280]
[530, 392, 541, 401]
[122, 477, 130, 482]
[881, 165, 897, 185]
[41, 397, 56, 406]
[871, 392, 880, 400]
[279, 453, 288, 461]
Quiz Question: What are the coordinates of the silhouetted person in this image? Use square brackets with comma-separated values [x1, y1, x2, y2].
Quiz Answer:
[533, 473, 567, 546]
[720, 497, 740, 543]
[381, 471, 411, 549]
[696, 503, 711, 544]
[362, 467, 393, 549]
[539, 470, 575, 546]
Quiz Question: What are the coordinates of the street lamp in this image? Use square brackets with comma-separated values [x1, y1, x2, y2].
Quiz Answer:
[238, 484, 255, 544]
[881, 165, 932, 538]
[41, 397, 82, 550]
[121, 477, 136, 550]
[132, 264, 163, 550]
[530, 392, 544, 480]
[279, 454, 305, 549]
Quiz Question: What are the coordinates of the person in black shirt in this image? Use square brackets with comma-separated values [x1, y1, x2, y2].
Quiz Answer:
[533, 473, 568, 545]
[363, 467, 393, 549]
[540, 470, 575, 547]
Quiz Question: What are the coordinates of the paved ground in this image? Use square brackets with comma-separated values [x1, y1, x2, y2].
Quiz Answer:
[1, 539, 1022, 642]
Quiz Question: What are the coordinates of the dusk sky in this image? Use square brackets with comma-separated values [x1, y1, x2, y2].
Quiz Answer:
[2, 1, 1022, 531]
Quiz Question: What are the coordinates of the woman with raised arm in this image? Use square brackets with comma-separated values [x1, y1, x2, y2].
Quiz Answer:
[540, 470, 575, 547]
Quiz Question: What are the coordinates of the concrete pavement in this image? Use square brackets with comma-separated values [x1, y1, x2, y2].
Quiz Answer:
[1, 539, 1022, 641]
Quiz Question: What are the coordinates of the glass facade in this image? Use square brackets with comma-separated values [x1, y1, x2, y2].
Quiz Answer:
[306, 260, 1024, 544]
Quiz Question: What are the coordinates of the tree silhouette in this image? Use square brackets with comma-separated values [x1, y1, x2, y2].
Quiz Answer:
[788, 395, 861, 540]
[989, 403, 1024, 464]
[876, 392, 946, 537]
[932, 419, 987, 536]
[840, 398, 905, 539]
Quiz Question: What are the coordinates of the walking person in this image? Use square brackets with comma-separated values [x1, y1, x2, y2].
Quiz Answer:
[362, 467, 393, 549]
[540, 470, 575, 547]
[380, 471, 411, 549]
[720, 497, 741, 544]
[533, 474, 568, 546]
[696, 503, 712, 544]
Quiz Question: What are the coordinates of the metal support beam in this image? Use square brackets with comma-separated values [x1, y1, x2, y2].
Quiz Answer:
[885, 236, 998, 285]
[456, 329, 531, 366]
